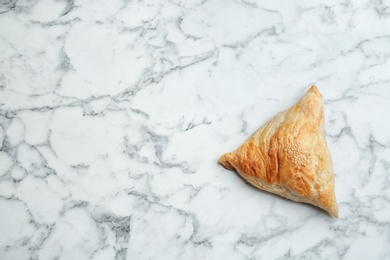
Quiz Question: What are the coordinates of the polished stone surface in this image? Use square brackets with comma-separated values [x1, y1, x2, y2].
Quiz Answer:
[1, 0, 390, 259]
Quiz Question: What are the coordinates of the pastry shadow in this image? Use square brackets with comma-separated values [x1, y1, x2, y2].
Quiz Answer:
[233, 171, 335, 218]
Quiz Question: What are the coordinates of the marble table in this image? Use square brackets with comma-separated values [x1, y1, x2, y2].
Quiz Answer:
[1, 0, 390, 259]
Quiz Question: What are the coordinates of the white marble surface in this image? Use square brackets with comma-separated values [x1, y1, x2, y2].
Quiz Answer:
[1, 0, 390, 259]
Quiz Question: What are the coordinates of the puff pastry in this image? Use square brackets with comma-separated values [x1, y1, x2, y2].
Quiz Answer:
[219, 86, 338, 217]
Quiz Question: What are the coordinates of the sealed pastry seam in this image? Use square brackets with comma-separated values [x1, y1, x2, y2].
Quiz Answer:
[219, 86, 339, 217]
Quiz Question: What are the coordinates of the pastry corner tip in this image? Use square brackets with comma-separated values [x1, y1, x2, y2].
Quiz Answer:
[328, 203, 339, 218]
[218, 153, 235, 171]
[331, 209, 339, 218]
[308, 85, 321, 96]
[332, 204, 339, 218]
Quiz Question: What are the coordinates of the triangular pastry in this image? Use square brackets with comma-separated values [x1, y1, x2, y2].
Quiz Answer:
[219, 86, 338, 217]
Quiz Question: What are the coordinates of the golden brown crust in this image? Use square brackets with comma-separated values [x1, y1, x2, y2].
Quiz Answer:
[219, 86, 339, 217]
